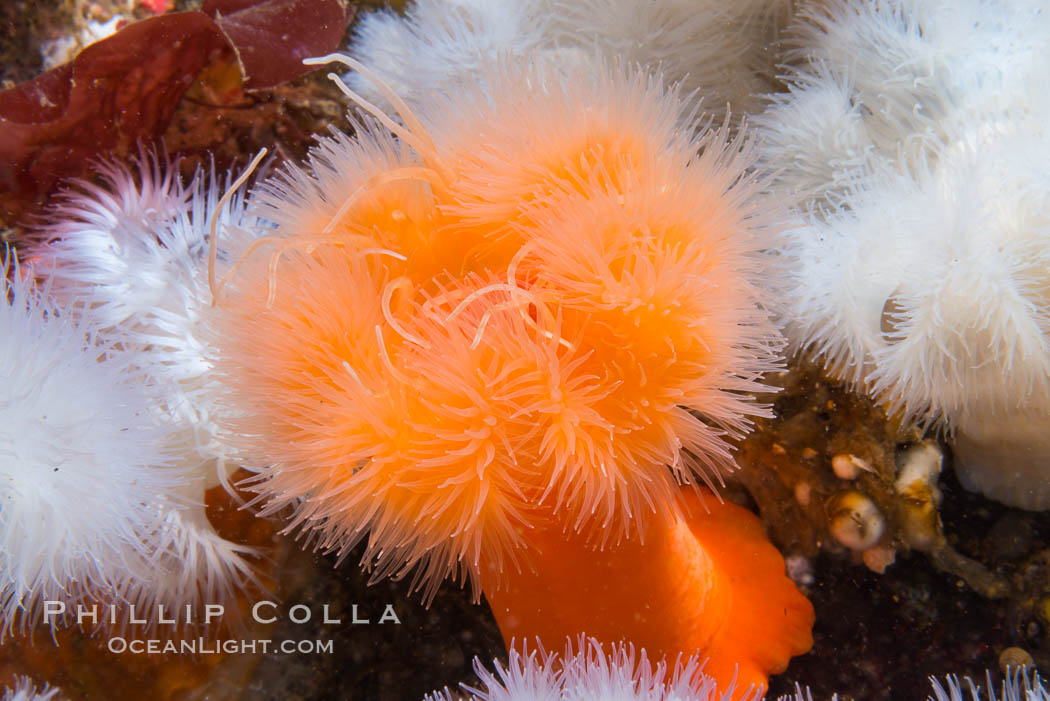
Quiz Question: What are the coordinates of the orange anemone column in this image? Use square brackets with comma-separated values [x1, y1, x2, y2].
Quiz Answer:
[482, 488, 814, 695]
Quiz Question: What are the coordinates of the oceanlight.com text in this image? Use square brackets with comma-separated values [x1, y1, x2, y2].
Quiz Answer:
[107, 636, 335, 655]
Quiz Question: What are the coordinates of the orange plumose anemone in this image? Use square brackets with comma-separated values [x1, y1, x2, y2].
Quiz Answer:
[211, 57, 806, 689]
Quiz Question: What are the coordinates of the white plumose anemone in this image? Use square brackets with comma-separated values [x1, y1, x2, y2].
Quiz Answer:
[757, 0, 1050, 509]
[0, 260, 177, 634]
[757, 0, 1049, 213]
[424, 636, 755, 701]
[29, 155, 267, 629]
[345, 0, 792, 125]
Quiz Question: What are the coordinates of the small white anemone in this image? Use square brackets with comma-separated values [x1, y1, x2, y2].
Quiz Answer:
[0, 258, 177, 635]
[424, 636, 756, 701]
[929, 668, 1050, 701]
[540, 0, 790, 121]
[346, 0, 792, 125]
[107, 472, 262, 635]
[28, 153, 271, 630]
[424, 642, 1048, 700]
[346, 0, 549, 110]
[34, 152, 271, 477]
[33, 152, 272, 483]
[781, 667, 1047, 701]
[1, 676, 65, 701]
[758, 0, 1050, 509]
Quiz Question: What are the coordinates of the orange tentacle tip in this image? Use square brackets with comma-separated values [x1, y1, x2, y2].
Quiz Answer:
[480, 488, 815, 695]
